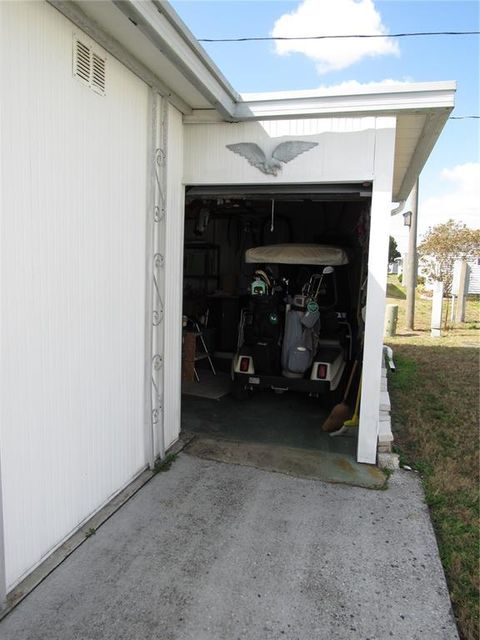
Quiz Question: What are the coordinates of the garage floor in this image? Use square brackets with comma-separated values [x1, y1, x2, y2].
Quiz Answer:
[0, 454, 459, 640]
[181, 390, 356, 456]
[180, 390, 382, 487]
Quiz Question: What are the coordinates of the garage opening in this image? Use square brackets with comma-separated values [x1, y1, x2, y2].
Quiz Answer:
[180, 184, 371, 462]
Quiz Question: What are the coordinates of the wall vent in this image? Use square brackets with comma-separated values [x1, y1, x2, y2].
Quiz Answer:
[91, 53, 106, 95]
[73, 37, 106, 96]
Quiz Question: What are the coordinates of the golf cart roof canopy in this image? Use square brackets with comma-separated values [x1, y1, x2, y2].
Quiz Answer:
[245, 244, 350, 266]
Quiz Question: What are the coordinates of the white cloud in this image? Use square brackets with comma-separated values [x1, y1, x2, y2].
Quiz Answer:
[418, 163, 480, 239]
[272, 0, 399, 74]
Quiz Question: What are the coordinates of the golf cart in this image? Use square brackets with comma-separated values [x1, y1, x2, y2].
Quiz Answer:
[232, 244, 352, 399]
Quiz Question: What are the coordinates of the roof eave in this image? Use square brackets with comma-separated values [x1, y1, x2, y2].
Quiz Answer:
[113, 0, 239, 118]
[393, 107, 453, 202]
[232, 81, 456, 121]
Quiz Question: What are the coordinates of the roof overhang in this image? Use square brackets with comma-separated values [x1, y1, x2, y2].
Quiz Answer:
[236, 82, 456, 121]
[49, 1, 456, 202]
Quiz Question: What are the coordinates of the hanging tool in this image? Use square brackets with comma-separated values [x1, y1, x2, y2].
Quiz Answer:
[329, 374, 362, 437]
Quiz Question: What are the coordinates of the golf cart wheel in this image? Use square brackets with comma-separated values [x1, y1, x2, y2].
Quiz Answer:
[233, 380, 251, 400]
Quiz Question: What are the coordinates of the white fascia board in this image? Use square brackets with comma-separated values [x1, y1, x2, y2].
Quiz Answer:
[240, 81, 456, 103]
[114, 0, 238, 119]
[234, 82, 456, 121]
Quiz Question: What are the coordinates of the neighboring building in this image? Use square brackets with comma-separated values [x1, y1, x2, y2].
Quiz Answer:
[467, 258, 480, 294]
[418, 256, 480, 293]
[0, 0, 455, 603]
[389, 257, 403, 276]
[453, 258, 480, 295]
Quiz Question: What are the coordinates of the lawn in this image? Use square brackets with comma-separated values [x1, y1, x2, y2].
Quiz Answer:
[385, 276, 479, 640]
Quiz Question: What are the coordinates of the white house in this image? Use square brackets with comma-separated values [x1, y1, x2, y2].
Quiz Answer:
[453, 258, 480, 295]
[418, 256, 480, 294]
[0, 0, 455, 606]
[389, 257, 403, 276]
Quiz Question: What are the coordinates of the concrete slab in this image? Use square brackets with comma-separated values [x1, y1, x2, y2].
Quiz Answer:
[185, 435, 386, 489]
[182, 391, 357, 457]
[0, 455, 458, 640]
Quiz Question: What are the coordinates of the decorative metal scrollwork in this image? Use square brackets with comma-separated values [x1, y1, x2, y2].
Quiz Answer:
[154, 205, 164, 223]
[152, 309, 163, 326]
[152, 355, 163, 425]
[150, 102, 168, 449]
[155, 147, 166, 166]
[153, 252, 164, 326]
[154, 147, 166, 222]
[152, 354, 163, 371]
[152, 405, 162, 425]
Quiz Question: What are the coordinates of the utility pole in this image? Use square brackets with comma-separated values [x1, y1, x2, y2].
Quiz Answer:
[404, 180, 418, 331]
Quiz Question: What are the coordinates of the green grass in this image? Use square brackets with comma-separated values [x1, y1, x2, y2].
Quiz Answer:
[386, 280, 406, 300]
[386, 276, 480, 337]
[153, 453, 178, 474]
[386, 277, 479, 640]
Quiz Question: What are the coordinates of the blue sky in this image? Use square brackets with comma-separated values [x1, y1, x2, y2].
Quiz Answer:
[171, 0, 479, 251]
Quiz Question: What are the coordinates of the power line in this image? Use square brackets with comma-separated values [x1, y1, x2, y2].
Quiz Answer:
[449, 115, 480, 120]
[199, 31, 479, 43]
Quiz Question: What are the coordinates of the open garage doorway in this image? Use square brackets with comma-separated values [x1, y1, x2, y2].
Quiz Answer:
[180, 183, 372, 471]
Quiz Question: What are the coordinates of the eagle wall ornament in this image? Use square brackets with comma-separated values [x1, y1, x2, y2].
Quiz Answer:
[226, 141, 318, 176]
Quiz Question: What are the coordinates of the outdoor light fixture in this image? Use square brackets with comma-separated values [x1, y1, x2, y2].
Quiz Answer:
[403, 210, 412, 227]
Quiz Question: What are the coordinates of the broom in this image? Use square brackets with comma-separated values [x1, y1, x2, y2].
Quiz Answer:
[322, 360, 358, 432]
[329, 374, 362, 437]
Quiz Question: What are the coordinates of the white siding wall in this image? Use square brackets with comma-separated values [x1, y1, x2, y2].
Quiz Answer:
[468, 261, 480, 295]
[184, 118, 376, 185]
[453, 259, 480, 295]
[0, 1, 149, 588]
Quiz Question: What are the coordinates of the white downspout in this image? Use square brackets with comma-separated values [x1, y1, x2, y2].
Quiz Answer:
[391, 200, 406, 216]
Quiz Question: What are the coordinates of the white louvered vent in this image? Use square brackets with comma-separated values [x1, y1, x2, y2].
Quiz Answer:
[73, 37, 106, 96]
[91, 53, 106, 94]
[74, 39, 91, 85]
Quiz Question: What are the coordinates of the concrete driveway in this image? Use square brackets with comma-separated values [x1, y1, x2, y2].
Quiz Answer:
[0, 453, 458, 640]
